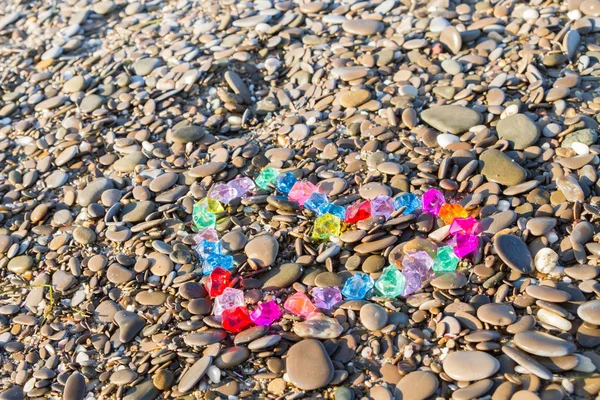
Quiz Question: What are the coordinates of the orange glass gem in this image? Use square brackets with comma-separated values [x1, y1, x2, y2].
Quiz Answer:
[283, 292, 317, 318]
[438, 203, 468, 225]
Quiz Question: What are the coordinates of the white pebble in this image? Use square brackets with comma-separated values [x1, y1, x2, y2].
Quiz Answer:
[568, 10, 582, 20]
[264, 58, 281, 75]
[571, 142, 590, 155]
[574, 354, 596, 373]
[542, 123, 561, 137]
[207, 366, 221, 384]
[534, 247, 559, 274]
[545, 230, 559, 244]
[399, 85, 418, 97]
[523, 8, 539, 20]
[497, 200, 510, 212]
[437, 133, 460, 149]
[429, 17, 450, 33]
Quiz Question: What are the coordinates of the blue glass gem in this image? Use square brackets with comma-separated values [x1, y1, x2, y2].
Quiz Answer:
[195, 239, 222, 261]
[394, 193, 421, 214]
[203, 253, 234, 275]
[342, 273, 374, 300]
[327, 204, 346, 220]
[304, 192, 330, 216]
[276, 172, 298, 194]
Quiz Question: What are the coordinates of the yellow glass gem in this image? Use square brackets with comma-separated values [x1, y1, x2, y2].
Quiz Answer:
[438, 203, 468, 225]
[312, 213, 341, 240]
[197, 198, 224, 214]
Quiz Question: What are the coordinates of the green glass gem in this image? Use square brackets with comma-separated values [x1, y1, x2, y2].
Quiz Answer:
[433, 245, 459, 273]
[374, 265, 406, 298]
[256, 167, 280, 190]
[197, 198, 224, 213]
[193, 203, 216, 230]
[312, 213, 341, 239]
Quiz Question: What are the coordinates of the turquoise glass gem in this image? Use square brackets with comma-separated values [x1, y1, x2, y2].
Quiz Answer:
[327, 204, 346, 220]
[374, 265, 406, 298]
[255, 167, 280, 190]
[342, 273, 374, 300]
[433, 245, 460, 273]
[304, 192, 330, 215]
[394, 193, 421, 214]
[203, 253, 234, 275]
[195, 239, 221, 261]
[276, 172, 298, 194]
[192, 204, 216, 230]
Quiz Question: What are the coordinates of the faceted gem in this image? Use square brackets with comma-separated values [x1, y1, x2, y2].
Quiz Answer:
[311, 287, 342, 310]
[371, 194, 395, 219]
[209, 183, 238, 204]
[402, 250, 434, 275]
[213, 287, 245, 316]
[344, 200, 371, 224]
[453, 233, 479, 258]
[229, 176, 255, 197]
[192, 204, 216, 230]
[438, 203, 468, 225]
[449, 217, 479, 235]
[312, 213, 341, 239]
[342, 273, 374, 300]
[203, 253, 234, 275]
[221, 306, 253, 333]
[374, 265, 406, 298]
[275, 172, 298, 194]
[205, 267, 231, 297]
[304, 192, 330, 215]
[194, 228, 219, 243]
[250, 301, 282, 326]
[394, 193, 421, 214]
[327, 204, 346, 220]
[422, 188, 445, 215]
[284, 292, 317, 318]
[288, 181, 319, 207]
[255, 167, 280, 190]
[196, 239, 222, 260]
[432, 245, 459, 273]
[402, 270, 422, 297]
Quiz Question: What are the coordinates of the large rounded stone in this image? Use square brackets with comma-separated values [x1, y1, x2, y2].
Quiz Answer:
[420, 105, 482, 134]
[480, 149, 527, 186]
[245, 235, 278, 267]
[496, 114, 540, 150]
[287, 339, 334, 390]
[442, 351, 500, 381]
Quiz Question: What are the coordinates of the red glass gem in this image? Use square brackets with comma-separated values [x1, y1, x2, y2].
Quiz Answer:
[221, 306, 253, 333]
[345, 200, 371, 224]
[205, 267, 232, 297]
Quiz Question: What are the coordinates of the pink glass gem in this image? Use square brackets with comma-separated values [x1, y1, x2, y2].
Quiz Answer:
[288, 181, 319, 207]
[213, 287, 245, 316]
[210, 183, 238, 204]
[194, 228, 219, 244]
[370, 194, 395, 220]
[250, 301, 282, 326]
[284, 292, 317, 318]
[222, 306, 253, 333]
[422, 189, 445, 215]
[453, 233, 479, 258]
[449, 217, 480, 235]
[345, 200, 372, 224]
[229, 177, 255, 197]
[311, 287, 342, 310]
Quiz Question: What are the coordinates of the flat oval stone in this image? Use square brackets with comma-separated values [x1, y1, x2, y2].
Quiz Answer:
[514, 331, 576, 357]
[177, 356, 212, 393]
[477, 303, 517, 326]
[214, 347, 250, 369]
[360, 303, 388, 331]
[501, 345, 552, 380]
[245, 235, 278, 267]
[287, 339, 334, 390]
[496, 114, 540, 150]
[258, 263, 302, 289]
[452, 379, 493, 400]
[442, 351, 500, 381]
[430, 272, 467, 289]
[494, 234, 534, 273]
[525, 285, 571, 303]
[480, 149, 527, 186]
[420, 105, 482, 134]
[342, 19, 383, 35]
[577, 300, 600, 325]
[184, 330, 227, 346]
[526, 217, 557, 236]
[63, 372, 86, 400]
[114, 311, 145, 343]
[395, 371, 439, 400]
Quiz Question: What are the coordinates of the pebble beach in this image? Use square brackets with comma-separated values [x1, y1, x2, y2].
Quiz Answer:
[0, 0, 599, 399]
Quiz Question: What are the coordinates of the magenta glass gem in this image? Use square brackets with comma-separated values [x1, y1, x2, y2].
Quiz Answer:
[288, 181, 319, 207]
[229, 177, 255, 197]
[370, 194, 395, 220]
[209, 183, 238, 204]
[250, 301, 282, 326]
[311, 287, 342, 310]
[194, 228, 219, 244]
[449, 217, 479, 235]
[213, 287, 245, 316]
[422, 188, 445, 215]
[453, 233, 479, 258]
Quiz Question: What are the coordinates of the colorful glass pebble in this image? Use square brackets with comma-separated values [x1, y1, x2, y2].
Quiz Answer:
[326, 204, 346, 220]
[194, 228, 219, 243]
[255, 167, 280, 190]
[371, 194, 395, 219]
[229, 176, 255, 197]
[203, 253, 234, 275]
[284, 292, 317, 317]
[195, 239, 222, 260]
[288, 181, 319, 206]
[210, 183, 238, 204]
[342, 273, 374, 300]
[453, 233, 479, 258]
[432, 245, 459, 273]
[250, 301, 282, 326]
[449, 217, 479, 235]
[304, 192, 330, 215]
[205, 267, 231, 297]
[197, 198, 225, 214]
[422, 188, 445, 215]
[221, 306, 253, 333]
[213, 287, 245, 316]
[192, 204, 216, 230]
[402, 270, 422, 297]
[345, 200, 371, 224]
[311, 287, 342, 310]
[402, 251, 434, 275]
[394, 193, 421, 214]
[276, 172, 298, 194]
[375, 265, 406, 298]
[438, 203, 468, 225]
[312, 213, 341, 239]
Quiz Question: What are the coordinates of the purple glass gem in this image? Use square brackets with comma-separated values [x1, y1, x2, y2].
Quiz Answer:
[209, 183, 238, 204]
[213, 287, 245, 316]
[402, 270, 422, 297]
[449, 217, 479, 235]
[311, 287, 342, 310]
[370, 194, 395, 220]
[229, 177, 255, 197]
[250, 301, 282, 326]
[453, 233, 479, 258]
[402, 250, 434, 276]
[194, 228, 219, 244]
[422, 188, 445, 215]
